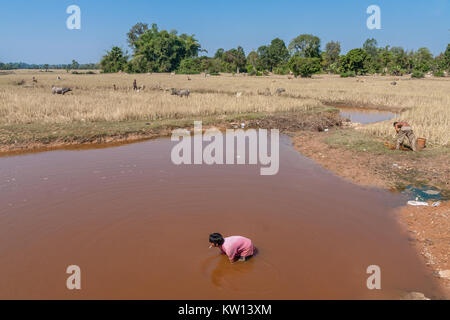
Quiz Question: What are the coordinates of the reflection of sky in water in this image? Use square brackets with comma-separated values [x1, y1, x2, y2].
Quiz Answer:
[339, 108, 397, 124]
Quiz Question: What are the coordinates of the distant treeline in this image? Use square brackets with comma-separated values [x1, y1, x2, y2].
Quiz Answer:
[100, 23, 450, 78]
[0, 60, 99, 71]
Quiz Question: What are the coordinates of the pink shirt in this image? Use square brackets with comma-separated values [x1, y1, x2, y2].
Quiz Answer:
[220, 236, 254, 261]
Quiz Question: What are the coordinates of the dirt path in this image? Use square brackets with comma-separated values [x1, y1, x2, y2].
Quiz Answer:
[291, 129, 450, 298]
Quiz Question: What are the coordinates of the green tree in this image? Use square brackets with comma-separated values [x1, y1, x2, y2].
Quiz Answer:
[71, 60, 79, 70]
[130, 23, 202, 73]
[100, 46, 128, 73]
[322, 41, 341, 72]
[412, 47, 433, 72]
[325, 41, 340, 63]
[267, 38, 289, 71]
[43, 64, 49, 72]
[378, 46, 392, 72]
[388, 46, 409, 74]
[362, 39, 382, 74]
[177, 57, 202, 74]
[127, 22, 149, 49]
[214, 48, 225, 59]
[288, 34, 321, 58]
[363, 38, 378, 58]
[442, 44, 450, 71]
[223, 46, 246, 72]
[340, 48, 369, 75]
[288, 56, 321, 77]
[256, 45, 270, 71]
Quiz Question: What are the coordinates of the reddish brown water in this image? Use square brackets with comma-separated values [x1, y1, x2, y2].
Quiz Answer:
[0, 135, 441, 299]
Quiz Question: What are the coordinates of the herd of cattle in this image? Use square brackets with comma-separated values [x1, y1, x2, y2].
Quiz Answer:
[26, 76, 288, 98]
[48, 78, 193, 97]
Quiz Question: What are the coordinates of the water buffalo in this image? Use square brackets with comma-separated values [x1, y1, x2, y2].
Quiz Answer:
[275, 88, 286, 95]
[171, 88, 190, 97]
[52, 87, 72, 95]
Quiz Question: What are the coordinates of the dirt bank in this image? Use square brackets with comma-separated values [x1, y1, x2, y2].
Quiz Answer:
[398, 202, 450, 298]
[291, 129, 450, 298]
[0, 109, 340, 156]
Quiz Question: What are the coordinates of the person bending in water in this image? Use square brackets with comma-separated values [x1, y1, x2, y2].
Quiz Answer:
[209, 233, 255, 263]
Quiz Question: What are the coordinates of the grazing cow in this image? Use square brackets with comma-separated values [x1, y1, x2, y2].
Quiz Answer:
[171, 88, 190, 97]
[56, 76, 61, 80]
[52, 86, 72, 95]
[113, 84, 117, 91]
[258, 88, 271, 96]
[32, 77, 37, 83]
[275, 88, 286, 95]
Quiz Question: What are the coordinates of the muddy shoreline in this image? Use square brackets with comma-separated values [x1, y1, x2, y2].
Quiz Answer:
[291, 130, 449, 298]
[0, 111, 340, 156]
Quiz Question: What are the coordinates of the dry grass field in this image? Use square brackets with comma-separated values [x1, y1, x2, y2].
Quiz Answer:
[0, 69, 449, 147]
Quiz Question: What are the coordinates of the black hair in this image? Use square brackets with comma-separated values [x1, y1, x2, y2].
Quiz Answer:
[393, 121, 398, 127]
[209, 233, 224, 245]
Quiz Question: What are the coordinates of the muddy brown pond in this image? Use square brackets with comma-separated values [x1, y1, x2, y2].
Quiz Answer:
[339, 107, 397, 124]
[0, 134, 442, 299]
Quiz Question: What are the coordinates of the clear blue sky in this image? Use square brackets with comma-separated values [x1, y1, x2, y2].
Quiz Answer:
[0, 0, 448, 64]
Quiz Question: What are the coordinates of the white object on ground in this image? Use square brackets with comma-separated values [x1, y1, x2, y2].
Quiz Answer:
[424, 190, 440, 195]
[432, 201, 441, 207]
[407, 201, 429, 206]
[438, 270, 450, 279]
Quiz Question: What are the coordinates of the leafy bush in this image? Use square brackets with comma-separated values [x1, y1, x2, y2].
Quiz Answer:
[288, 57, 321, 77]
[339, 48, 369, 75]
[388, 65, 404, 76]
[100, 46, 128, 73]
[177, 58, 202, 74]
[339, 71, 356, 78]
[327, 62, 340, 74]
[411, 70, 425, 78]
[72, 71, 97, 75]
[273, 63, 290, 75]
[434, 70, 444, 77]
[246, 64, 257, 76]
